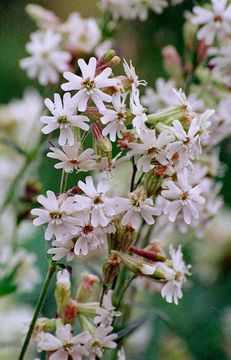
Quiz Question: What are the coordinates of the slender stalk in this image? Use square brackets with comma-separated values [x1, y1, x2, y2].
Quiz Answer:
[116, 275, 135, 310]
[130, 157, 137, 192]
[18, 262, 57, 360]
[59, 171, 68, 194]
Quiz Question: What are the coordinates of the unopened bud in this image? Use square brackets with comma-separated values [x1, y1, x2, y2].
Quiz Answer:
[25, 4, 60, 28]
[162, 45, 182, 80]
[64, 299, 78, 324]
[34, 318, 56, 333]
[55, 269, 71, 319]
[144, 171, 162, 197]
[103, 253, 120, 286]
[92, 122, 112, 157]
[77, 302, 98, 317]
[183, 19, 197, 51]
[76, 272, 100, 302]
[113, 250, 154, 276]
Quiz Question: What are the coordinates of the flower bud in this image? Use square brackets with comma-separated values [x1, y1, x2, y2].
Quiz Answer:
[183, 19, 197, 51]
[162, 45, 182, 80]
[64, 299, 78, 324]
[34, 317, 56, 333]
[76, 302, 98, 317]
[92, 122, 112, 158]
[103, 253, 120, 286]
[144, 171, 162, 197]
[25, 4, 60, 28]
[112, 250, 154, 276]
[76, 272, 100, 302]
[55, 269, 71, 319]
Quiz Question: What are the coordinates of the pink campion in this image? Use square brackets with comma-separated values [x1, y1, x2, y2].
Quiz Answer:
[116, 188, 161, 230]
[130, 90, 148, 135]
[47, 143, 96, 173]
[74, 176, 117, 227]
[31, 191, 80, 240]
[128, 129, 174, 172]
[61, 57, 118, 111]
[100, 93, 128, 141]
[167, 118, 200, 168]
[73, 211, 106, 256]
[161, 168, 205, 225]
[41, 93, 89, 146]
[157, 245, 190, 305]
[89, 325, 117, 359]
[20, 29, 71, 85]
[123, 59, 147, 92]
[47, 237, 75, 261]
[37, 324, 91, 359]
[94, 290, 121, 327]
[191, 0, 231, 45]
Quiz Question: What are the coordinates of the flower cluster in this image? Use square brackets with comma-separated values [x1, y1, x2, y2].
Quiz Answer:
[20, 5, 112, 85]
[33, 269, 118, 360]
[99, 0, 184, 21]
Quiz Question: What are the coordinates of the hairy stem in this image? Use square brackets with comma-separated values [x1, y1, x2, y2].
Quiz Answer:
[18, 261, 57, 360]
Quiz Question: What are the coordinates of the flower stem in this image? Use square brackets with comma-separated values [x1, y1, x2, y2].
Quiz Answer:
[18, 261, 57, 360]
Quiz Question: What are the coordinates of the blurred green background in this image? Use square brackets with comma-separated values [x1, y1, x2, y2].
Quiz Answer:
[1, 1, 231, 359]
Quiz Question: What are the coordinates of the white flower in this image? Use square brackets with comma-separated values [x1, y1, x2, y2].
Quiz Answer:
[47, 237, 75, 261]
[56, 269, 71, 289]
[94, 290, 121, 327]
[41, 93, 89, 146]
[128, 129, 174, 172]
[31, 191, 80, 240]
[167, 118, 200, 168]
[116, 188, 161, 230]
[141, 78, 176, 112]
[209, 96, 231, 145]
[37, 324, 91, 359]
[7, 89, 43, 150]
[89, 325, 117, 359]
[62, 13, 101, 54]
[158, 245, 190, 304]
[210, 43, 231, 88]
[123, 60, 146, 92]
[74, 176, 117, 227]
[20, 30, 71, 85]
[191, 0, 231, 45]
[100, 93, 128, 141]
[73, 211, 106, 256]
[47, 143, 96, 173]
[130, 91, 148, 134]
[161, 168, 205, 224]
[133, 0, 168, 20]
[62, 57, 117, 111]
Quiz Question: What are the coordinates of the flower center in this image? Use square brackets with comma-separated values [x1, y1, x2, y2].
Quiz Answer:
[93, 195, 103, 205]
[83, 78, 95, 92]
[49, 211, 62, 220]
[70, 159, 79, 164]
[181, 192, 188, 201]
[214, 15, 223, 24]
[175, 271, 182, 281]
[57, 115, 68, 124]
[147, 147, 159, 155]
[82, 224, 94, 235]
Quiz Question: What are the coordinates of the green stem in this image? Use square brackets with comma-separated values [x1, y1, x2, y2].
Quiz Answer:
[59, 171, 68, 194]
[18, 262, 57, 360]
[116, 275, 135, 310]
